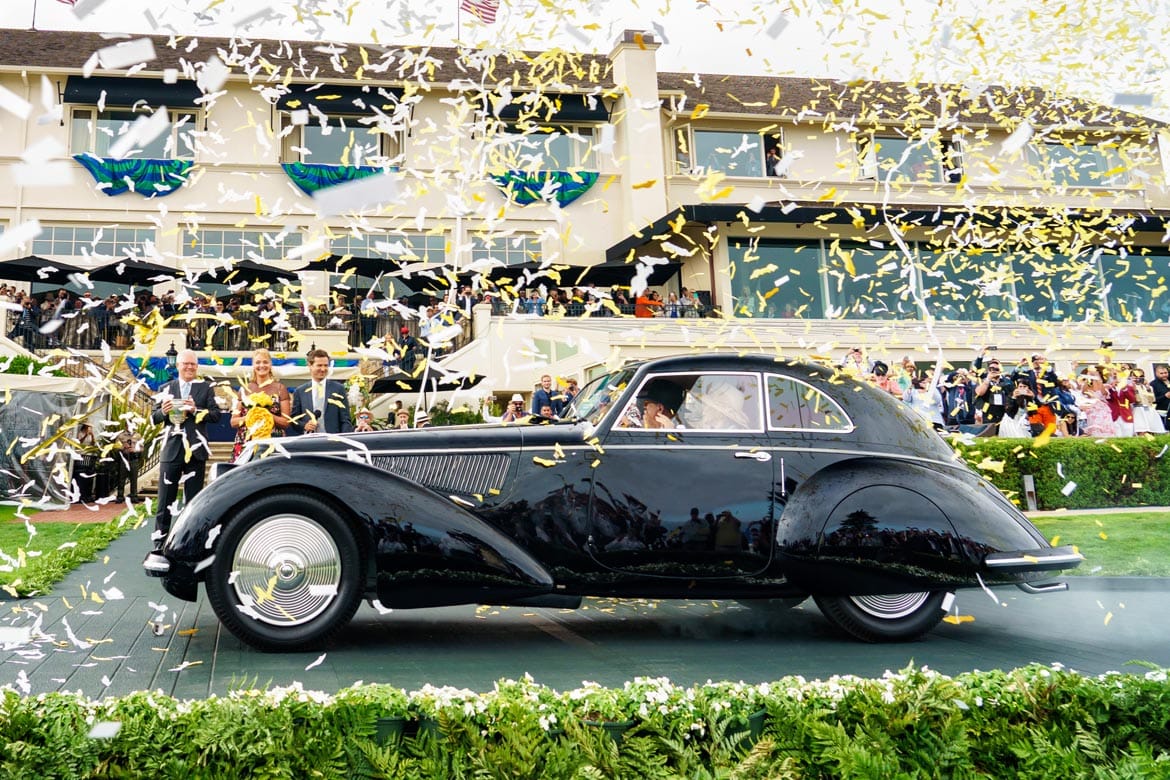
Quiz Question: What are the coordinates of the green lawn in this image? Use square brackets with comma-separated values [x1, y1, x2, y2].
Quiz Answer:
[0, 504, 143, 597]
[1031, 512, 1170, 577]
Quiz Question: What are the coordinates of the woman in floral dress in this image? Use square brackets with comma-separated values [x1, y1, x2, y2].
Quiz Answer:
[229, 347, 292, 461]
[1079, 367, 1115, 438]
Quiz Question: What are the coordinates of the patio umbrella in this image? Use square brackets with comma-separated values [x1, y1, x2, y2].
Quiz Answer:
[202, 259, 303, 286]
[0, 256, 89, 285]
[89, 258, 178, 285]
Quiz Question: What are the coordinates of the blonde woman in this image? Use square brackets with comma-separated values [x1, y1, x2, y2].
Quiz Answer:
[230, 348, 292, 461]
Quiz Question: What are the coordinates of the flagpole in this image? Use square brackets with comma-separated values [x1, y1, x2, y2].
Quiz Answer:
[30, 0, 38, 30]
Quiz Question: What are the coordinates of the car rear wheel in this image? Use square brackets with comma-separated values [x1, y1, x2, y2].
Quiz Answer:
[813, 591, 948, 642]
[205, 492, 363, 652]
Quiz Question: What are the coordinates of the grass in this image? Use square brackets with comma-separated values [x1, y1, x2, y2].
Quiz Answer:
[1031, 511, 1170, 577]
[0, 504, 144, 597]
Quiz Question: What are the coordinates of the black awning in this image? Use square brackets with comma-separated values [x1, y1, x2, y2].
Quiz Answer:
[275, 84, 404, 114]
[63, 75, 202, 108]
[569, 259, 682, 288]
[498, 93, 610, 123]
[604, 203, 1170, 262]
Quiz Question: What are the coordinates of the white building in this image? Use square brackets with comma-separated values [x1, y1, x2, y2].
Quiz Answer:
[2, 28, 1169, 390]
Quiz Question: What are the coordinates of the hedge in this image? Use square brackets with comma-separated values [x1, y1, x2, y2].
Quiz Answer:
[0, 665, 1166, 778]
[952, 433, 1170, 511]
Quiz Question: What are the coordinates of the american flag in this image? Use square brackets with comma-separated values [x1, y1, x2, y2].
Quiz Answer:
[56, 0, 79, 5]
[460, 0, 500, 24]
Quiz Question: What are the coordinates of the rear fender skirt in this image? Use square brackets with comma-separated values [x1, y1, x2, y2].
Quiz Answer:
[777, 458, 1057, 593]
[168, 456, 554, 593]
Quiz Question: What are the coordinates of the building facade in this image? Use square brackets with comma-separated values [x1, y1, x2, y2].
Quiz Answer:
[1, 29, 1169, 385]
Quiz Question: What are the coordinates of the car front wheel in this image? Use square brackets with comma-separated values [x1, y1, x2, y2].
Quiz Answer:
[205, 492, 363, 652]
[813, 591, 948, 642]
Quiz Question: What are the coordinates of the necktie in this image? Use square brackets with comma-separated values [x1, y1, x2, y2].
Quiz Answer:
[180, 382, 190, 400]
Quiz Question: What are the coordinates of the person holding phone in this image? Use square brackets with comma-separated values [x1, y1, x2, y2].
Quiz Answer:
[501, 393, 526, 423]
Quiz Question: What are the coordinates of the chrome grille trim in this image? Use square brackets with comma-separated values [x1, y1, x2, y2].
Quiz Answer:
[371, 453, 511, 496]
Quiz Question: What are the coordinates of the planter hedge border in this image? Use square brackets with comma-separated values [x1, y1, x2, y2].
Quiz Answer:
[952, 433, 1170, 511]
[1, 664, 1167, 778]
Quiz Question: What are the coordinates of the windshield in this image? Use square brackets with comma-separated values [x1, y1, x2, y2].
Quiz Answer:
[565, 367, 638, 425]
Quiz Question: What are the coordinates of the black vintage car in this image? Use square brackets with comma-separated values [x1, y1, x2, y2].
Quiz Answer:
[148, 354, 1081, 651]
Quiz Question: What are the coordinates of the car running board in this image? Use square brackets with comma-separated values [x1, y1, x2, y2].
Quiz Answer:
[1016, 580, 1069, 594]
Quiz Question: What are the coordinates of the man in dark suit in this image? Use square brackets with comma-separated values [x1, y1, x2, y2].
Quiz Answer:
[1151, 364, 1170, 431]
[144, 349, 221, 569]
[289, 348, 354, 435]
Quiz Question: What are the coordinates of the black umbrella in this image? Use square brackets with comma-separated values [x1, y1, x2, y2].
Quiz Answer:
[308, 253, 403, 279]
[0, 255, 89, 284]
[89, 258, 178, 285]
[203, 259, 303, 286]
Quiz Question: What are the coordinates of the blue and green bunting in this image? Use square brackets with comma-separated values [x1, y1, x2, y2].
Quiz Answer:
[282, 162, 387, 195]
[73, 154, 194, 197]
[488, 170, 599, 207]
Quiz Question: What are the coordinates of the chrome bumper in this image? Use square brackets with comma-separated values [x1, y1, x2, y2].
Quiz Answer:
[984, 544, 1084, 572]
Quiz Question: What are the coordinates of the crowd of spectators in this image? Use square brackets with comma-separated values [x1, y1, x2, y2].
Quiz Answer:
[502, 284, 711, 318]
[843, 346, 1170, 438]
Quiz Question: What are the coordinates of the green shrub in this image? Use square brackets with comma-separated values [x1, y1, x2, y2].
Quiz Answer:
[0, 355, 66, 377]
[0, 666, 1166, 778]
[952, 434, 1170, 510]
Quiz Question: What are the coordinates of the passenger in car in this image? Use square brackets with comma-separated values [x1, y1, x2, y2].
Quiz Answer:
[637, 379, 684, 429]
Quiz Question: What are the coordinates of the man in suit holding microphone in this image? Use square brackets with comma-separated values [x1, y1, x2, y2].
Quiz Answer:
[144, 349, 221, 571]
[290, 349, 354, 436]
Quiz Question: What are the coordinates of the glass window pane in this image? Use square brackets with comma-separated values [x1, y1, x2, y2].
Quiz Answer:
[918, 249, 1012, 321]
[767, 376, 805, 429]
[303, 123, 354, 165]
[70, 110, 92, 155]
[799, 384, 852, 431]
[729, 239, 823, 318]
[679, 374, 761, 431]
[1101, 251, 1170, 321]
[1010, 250, 1100, 322]
[693, 131, 764, 177]
[874, 136, 941, 183]
[823, 241, 915, 319]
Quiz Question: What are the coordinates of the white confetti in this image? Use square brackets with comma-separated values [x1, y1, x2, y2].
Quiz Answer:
[61, 617, 92, 650]
[101, 587, 125, 601]
[1061, 481, 1077, 496]
[305, 653, 327, 671]
[312, 172, 402, 217]
[765, 14, 790, 39]
[108, 106, 172, 160]
[70, 0, 110, 19]
[1056, 462, 1064, 479]
[197, 56, 230, 94]
[96, 38, 157, 70]
[0, 219, 42, 255]
[0, 626, 32, 648]
[999, 119, 1033, 156]
[0, 85, 31, 120]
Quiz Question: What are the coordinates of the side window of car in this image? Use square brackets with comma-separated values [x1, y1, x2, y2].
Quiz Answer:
[767, 374, 853, 432]
[681, 374, 762, 431]
[767, 376, 804, 430]
[800, 385, 852, 431]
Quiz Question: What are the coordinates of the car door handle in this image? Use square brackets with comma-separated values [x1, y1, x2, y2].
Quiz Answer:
[734, 451, 771, 462]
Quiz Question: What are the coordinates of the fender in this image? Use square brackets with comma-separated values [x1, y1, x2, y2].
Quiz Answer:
[167, 455, 555, 605]
[777, 458, 1053, 595]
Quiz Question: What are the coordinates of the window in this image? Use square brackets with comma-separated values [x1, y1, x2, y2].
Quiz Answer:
[471, 234, 541, 267]
[497, 125, 595, 169]
[619, 372, 763, 432]
[767, 375, 852, 432]
[858, 134, 961, 183]
[70, 107, 196, 159]
[728, 238, 824, 318]
[183, 229, 303, 261]
[674, 127, 780, 177]
[330, 232, 446, 263]
[916, 249, 1013, 321]
[1100, 250, 1170, 321]
[823, 241, 916, 320]
[31, 224, 155, 258]
[281, 114, 400, 166]
[1025, 141, 1127, 187]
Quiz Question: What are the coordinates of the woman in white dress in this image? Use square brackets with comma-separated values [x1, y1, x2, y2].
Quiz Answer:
[1129, 367, 1161, 434]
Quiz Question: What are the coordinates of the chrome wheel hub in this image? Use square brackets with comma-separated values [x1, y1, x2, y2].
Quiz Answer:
[231, 514, 341, 627]
[849, 592, 930, 620]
